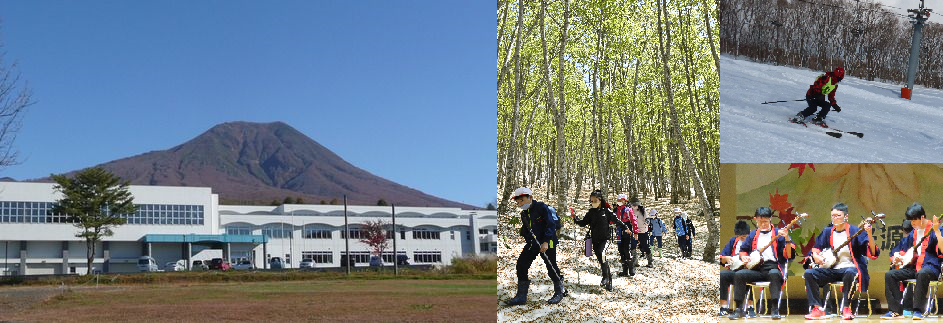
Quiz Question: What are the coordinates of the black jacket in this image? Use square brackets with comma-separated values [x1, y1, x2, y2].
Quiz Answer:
[685, 217, 695, 237]
[518, 201, 557, 246]
[575, 207, 629, 242]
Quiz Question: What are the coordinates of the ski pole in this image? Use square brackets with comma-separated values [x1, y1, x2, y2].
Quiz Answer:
[761, 99, 805, 104]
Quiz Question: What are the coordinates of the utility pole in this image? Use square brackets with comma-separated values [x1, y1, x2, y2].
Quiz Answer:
[392, 204, 397, 276]
[902, 0, 932, 100]
[344, 195, 350, 276]
[289, 209, 294, 269]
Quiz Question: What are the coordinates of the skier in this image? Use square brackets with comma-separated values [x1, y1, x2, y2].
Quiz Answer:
[613, 194, 638, 277]
[574, 189, 631, 292]
[791, 66, 845, 127]
[503, 187, 567, 306]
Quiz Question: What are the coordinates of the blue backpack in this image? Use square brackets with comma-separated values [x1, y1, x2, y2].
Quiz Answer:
[547, 205, 561, 232]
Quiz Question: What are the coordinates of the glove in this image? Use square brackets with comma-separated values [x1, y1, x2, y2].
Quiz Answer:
[832, 104, 841, 112]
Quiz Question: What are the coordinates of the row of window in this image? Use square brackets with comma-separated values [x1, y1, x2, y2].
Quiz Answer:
[413, 251, 443, 263]
[232, 226, 471, 240]
[301, 251, 333, 264]
[293, 251, 444, 264]
[0, 201, 204, 225]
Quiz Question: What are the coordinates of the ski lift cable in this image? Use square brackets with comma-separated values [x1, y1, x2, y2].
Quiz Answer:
[795, 0, 910, 19]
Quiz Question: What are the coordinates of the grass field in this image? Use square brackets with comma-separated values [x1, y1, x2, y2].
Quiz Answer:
[0, 279, 496, 322]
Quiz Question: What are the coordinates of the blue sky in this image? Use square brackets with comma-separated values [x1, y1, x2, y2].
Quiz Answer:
[0, 1, 493, 207]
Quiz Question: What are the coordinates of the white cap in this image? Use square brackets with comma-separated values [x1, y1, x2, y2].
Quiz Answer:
[616, 194, 627, 201]
[673, 208, 682, 213]
[649, 208, 657, 215]
[511, 187, 533, 200]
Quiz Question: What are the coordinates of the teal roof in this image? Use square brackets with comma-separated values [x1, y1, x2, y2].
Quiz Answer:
[143, 234, 267, 244]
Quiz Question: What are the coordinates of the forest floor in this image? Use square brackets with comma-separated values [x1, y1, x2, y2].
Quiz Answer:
[497, 185, 721, 322]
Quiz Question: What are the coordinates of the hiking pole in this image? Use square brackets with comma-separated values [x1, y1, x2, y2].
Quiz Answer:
[524, 210, 568, 295]
[761, 99, 805, 104]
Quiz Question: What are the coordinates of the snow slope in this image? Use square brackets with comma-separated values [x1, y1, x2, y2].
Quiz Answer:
[720, 55, 943, 162]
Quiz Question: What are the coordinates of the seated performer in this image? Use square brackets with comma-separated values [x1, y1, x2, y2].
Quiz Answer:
[803, 203, 879, 320]
[882, 203, 941, 320]
[729, 207, 796, 320]
[719, 220, 752, 317]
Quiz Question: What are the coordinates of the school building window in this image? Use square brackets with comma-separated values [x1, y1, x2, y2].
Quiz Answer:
[413, 251, 442, 263]
[412, 228, 440, 240]
[302, 251, 333, 264]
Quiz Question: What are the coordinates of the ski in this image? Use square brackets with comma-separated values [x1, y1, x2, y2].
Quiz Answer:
[827, 128, 863, 138]
[811, 122, 863, 138]
[788, 117, 842, 138]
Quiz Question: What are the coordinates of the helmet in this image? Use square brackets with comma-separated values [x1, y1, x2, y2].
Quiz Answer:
[511, 187, 533, 200]
[833, 67, 845, 79]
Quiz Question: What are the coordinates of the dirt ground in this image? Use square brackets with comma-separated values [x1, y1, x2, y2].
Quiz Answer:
[497, 186, 721, 322]
[0, 279, 495, 322]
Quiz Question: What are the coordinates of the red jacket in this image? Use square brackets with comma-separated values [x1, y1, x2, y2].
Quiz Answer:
[807, 72, 841, 105]
[613, 205, 638, 234]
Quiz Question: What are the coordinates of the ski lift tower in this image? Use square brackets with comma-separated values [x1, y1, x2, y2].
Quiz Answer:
[901, 0, 932, 100]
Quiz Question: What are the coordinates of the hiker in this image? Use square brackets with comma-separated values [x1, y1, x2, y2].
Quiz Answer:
[647, 209, 667, 258]
[672, 208, 689, 259]
[574, 189, 630, 292]
[630, 197, 653, 268]
[613, 194, 638, 277]
[684, 211, 696, 258]
[503, 187, 567, 306]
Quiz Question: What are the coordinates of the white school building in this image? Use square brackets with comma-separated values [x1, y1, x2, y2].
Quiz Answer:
[0, 182, 497, 276]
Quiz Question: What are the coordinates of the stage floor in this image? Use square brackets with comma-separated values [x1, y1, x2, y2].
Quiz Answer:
[719, 314, 943, 321]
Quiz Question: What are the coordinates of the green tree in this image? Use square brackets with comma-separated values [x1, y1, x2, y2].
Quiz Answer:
[283, 197, 295, 205]
[270, 199, 280, 206]
[329, 198, 339, 205]
[486, 203, 497, 211]
[377, 199, 389, 206]
[295, 197, 304, 204]
[320, 200, 327, 205]
[51, 167, 137, 274]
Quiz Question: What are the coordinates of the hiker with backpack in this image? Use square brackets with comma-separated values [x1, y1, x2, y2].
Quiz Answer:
[684, 211, 696, 258]
[647, 208, 668, 258]
[630, 197, 654, 268]
[673, 208, 690, 259]
[613, 194, 639, 277]
[503, 187, 568, 306]
[574, 189, 631, 292]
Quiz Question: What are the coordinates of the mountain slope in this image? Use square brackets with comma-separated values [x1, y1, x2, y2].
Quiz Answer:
[37, 121, 474, 209]
[720, 55, 943, 162]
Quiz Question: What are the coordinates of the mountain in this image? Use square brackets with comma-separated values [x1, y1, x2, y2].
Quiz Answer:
[35, 121, 475, 209]
[720, 55, 943, 162]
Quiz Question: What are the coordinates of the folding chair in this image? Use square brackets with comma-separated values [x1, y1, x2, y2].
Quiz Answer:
[744, 261, 791, 317]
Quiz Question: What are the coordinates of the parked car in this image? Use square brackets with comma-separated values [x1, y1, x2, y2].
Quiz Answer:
[208, 258, 231, 271]
[269, 257, 284, 269]
[137, 256, 159, 272]
[369, 256, 383, 267]
[233, 260, 254, 270]
[165, 260, 186, 272]
[299, 259, 314, 269]
[397, 255, 410, 266]
[191, 260, 208, 271]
